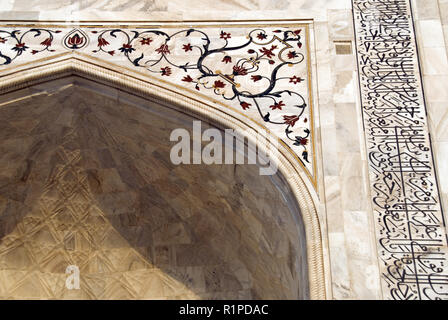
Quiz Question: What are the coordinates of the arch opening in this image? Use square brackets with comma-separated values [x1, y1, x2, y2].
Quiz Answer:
[0, 57, 325, 299]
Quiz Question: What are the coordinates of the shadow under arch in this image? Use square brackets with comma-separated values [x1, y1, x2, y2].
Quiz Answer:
[0, 53, 326, 300]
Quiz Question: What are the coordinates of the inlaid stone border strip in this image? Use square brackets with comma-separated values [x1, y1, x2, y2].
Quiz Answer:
[353, 0, 448, 299]
[0, 53, 327, 300]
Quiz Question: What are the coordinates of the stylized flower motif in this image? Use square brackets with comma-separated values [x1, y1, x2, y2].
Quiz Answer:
[232, 65, 248, 76]
[108, 50, 115, 56]
[222, 56, 232, 64]
[182, 75, 194, 82]
[213, 80, 226, 89]
[182, 43, 193, 52]
[248, 49, 255, 54]
[12, 42, 28, 53]
[98, 37, 109, 47]
[298, 42, 303, 48]
[268, 60, 275, 65]
[40, 38, 52, 47]
[31, 50, 38, 55]
[220, 31, 231, 40]
[270, 101, 285, 110]
[259, 45, 277, 59]
[294, 136, 308, 146]
[0, 37, 7, 43]
[289, 76, 303, 84]
[251, 75, 262, 82]
[161, 66, 172, 76]
[293, 29, 302, 35]
[140, 37, 153, 45]
[240, 102, 251, 110]
[156, 44, 170, 55]
[67, 34, 84, 47]
[257, 32, 267, 40]
[283, 115, 300, 127]
[119, 43, 135, 53]
[287, 51, 298, 59]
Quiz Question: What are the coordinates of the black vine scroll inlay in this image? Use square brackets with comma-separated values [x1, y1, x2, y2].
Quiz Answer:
[353, 0, 448, 299]
[0, 25, 313, 173]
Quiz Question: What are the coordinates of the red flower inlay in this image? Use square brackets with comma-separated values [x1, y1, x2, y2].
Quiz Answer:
[233, 65, 248, 76]
[182, 43, 193, 52]
[98, 37, 109, 47]
[119, 43, 135, 53]
[31, 50, 38, 55]
[140, 37, 153, 45]
[156, 44, 170, 55]
[251, 75, 262, 82]
[283, 115, 300, 127]
[297, 137, 308, 145]
[220, 31, 231, 40]
[287, 51, 298, 59]
[161, 66, 172, 76]
[257, 32, 267, 40]
[108, 50, 115, 55]
[0, 37, 6, 43]
[67, 34, 84, 46]
[259, 45, 277, 59]
[182, 75, 194, 82]
[289, 76, 303, 84]
[293, 29, 302, 35]
[222, 56, 232, 64]
[270, 101, 285, 110]
[15, 43, 26, 48]
[240, 102, 251, 110]
[40, 38, 52, 47]
[213, 80, 226, 89]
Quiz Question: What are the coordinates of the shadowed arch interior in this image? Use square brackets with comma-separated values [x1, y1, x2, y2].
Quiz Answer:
[0, 76, 310, 299]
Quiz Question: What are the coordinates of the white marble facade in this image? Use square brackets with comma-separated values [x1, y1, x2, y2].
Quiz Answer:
[0, 0, 447, 300]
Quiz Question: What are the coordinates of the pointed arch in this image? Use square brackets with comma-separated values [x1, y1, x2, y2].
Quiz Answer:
[0, 52, 326, 299]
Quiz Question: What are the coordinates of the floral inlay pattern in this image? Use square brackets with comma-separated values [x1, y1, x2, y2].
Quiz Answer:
[0, 24, 314, 178]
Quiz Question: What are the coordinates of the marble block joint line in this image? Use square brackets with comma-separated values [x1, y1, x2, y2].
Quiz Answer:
[353, 0, 448, 300]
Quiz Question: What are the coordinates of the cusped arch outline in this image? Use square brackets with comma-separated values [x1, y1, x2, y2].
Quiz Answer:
[0, 52, 326, 300]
